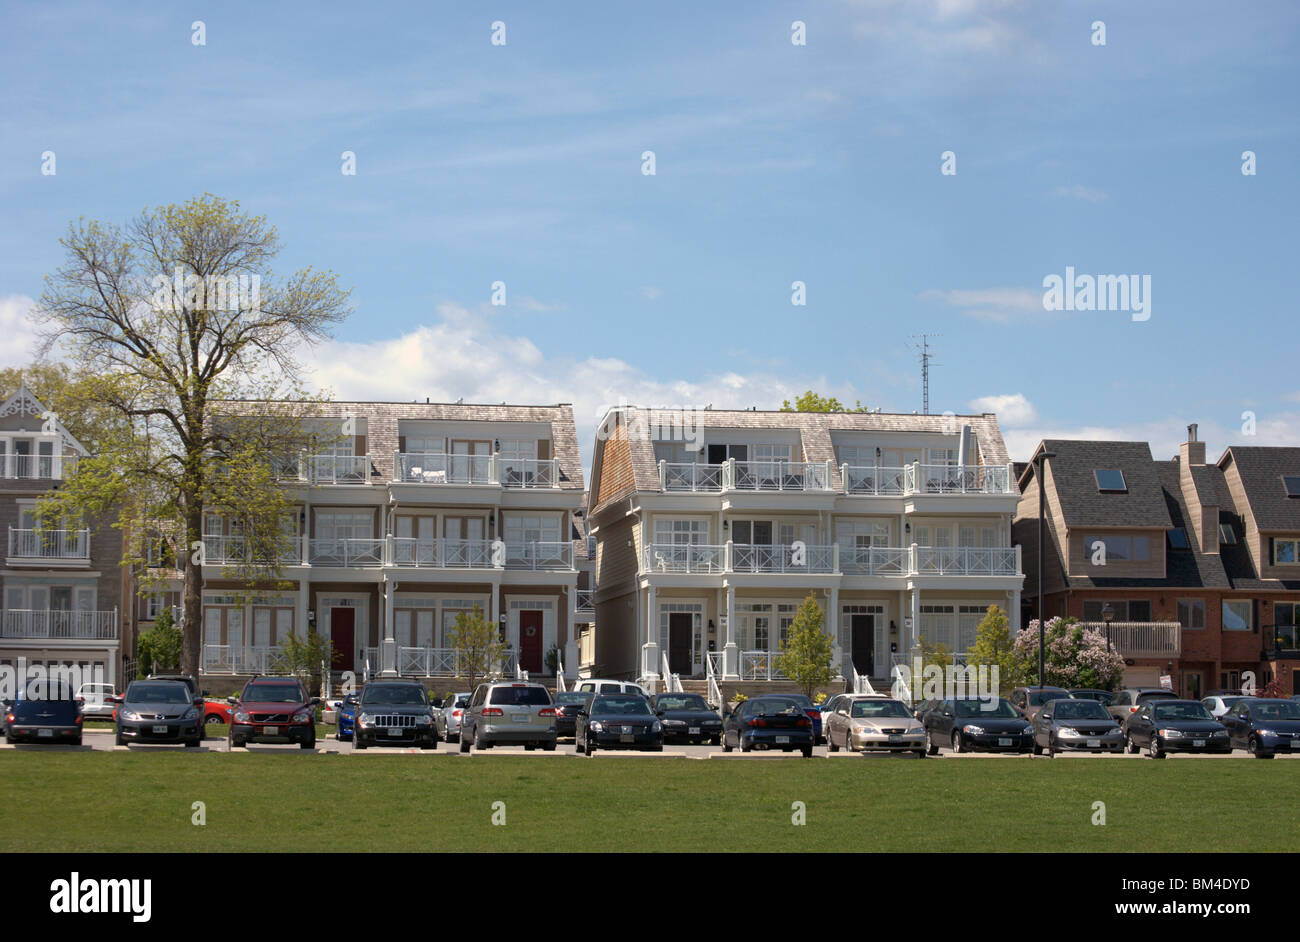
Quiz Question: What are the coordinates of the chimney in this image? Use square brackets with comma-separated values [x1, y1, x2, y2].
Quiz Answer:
[1178, 422, 1216, 554]
[1180, 423, 1205, 467]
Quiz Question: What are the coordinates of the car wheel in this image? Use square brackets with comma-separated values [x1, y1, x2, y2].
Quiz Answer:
[952, 730, 966, 754]
[1032, 738, 1043, 756]
[185, 738, 199, 748]
[1047, 736, 1057, 757]
[801, 744, 813, 758]
[914, 749, 926, 759]
[115, 729, 125, 747]
[204, 715, 221, 725]
[421, 740, 436, 751]
[524, 743, 536, 751]
[722, 732, 733, 753]
[459, 730, 471, 753]
[1125, 732, 1138, 754]
[586, 735, 596, 757]
[1248, 736, 1273, 759]
[445, 729, 455, 743]
[474, 727, 487, 750]
[1148, 736, 1165, 759]
[710, 735, 721, 746]
[73, 735, 82, 747]
[355, 737, 368, 750]
[543, 740, 556, 751]
[739, 734, 752, 753]
[301, 736, 315, 750]
[828, 728, 839, 753]
[925, 729, 938, 756]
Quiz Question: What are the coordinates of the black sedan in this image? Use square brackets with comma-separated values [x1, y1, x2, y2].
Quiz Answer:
[114, 679, 203, 747]
[4, 679, 83, 745]
[553, 691, 591, 741]
[354, 680, 437, 749]
[575, 694, 663, 754]
[1219, 697, 1300, 758]
[721, 696, 815, 757]
[1122, 700, 1230, 758]
[924, 698, 1034, 754]
[650, 692, 723, 744]
[1032, 698, 1123, 756]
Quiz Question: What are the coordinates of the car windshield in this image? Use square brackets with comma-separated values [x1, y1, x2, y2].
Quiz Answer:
[954, 699, 1018, 718]
[748, 698, 805, 716]
[783, 694, 813, 706]
[851, 700, 911, 718]
[1137, 691, 1177, 703]
[1153, 702, 1213, 721]
[244, 683, 304, 703]
[556, 693, 589, 705]
[487, 686, 551, 706]
[362, 685, 427, 706]
[127, 683, 191, 704]
[1027, 690, 1069, 705]
[593, 696, 651, 715]
[657, 695, 709, 711]
[1252, 701, 1300, 720]
[1052, 700, 1110, 720]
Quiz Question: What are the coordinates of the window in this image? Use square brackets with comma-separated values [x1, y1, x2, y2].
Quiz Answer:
[653, 518, 709, 545]
[1085, 534, 1150, 562]
[1218, 523, 1237, 544]
[1177, 598, 1206, 630]
[1094, 469, 1127, 492]
[1167, 528, 1189, 550]
[1275, 539, 1300, 564]
[1222, 600, 1251, 631]
[1081, 600, 1151, 623]
[1284, 475, 1300, 498]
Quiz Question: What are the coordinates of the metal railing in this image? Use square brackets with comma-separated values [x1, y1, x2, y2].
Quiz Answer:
[200, 534, 301, 566]
[201, 644, 287, 675]
[556, 651, 566, 692]
[7, 528, 90, 561]
[640, 541, 1019, 578]
[853, 670, 877, 695]
[838, 545, 909, 575]
[1081, 621, 1182, 658]
[309, 538, 385, 567]
[498, 458, 557, 488]
[905, 463, 1013, 496]
[504, 541, 573, 571]
[397, 646, 463, 676]
[731, 543, 837, 574]
[301, 454, 371, 485]
[842, 465, 906, 495]
[574, 589, 594, 615]
[728, 459, 831, 492]
[660, 652, 683, 693]
[912, 546, 1019, 576]
[394, 452, 496, 485]
[705, 651, 723, 707]
[1, 453, 80, 480]
[659, 461, 724, 492]
[1, 610, 118, 640]
[737, 649, 787, 681]
[390, 537, 496, 569]
[642, 542, 726, 574]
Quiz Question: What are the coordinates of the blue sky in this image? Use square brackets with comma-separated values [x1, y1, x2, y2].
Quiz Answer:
[1, 0, 1296, 467]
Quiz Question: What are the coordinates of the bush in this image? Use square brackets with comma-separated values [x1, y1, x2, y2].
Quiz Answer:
[137, 607, 182, 673]
[1012, 617, 1126, 690]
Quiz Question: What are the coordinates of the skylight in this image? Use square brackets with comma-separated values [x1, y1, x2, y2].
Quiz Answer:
[1284, 475, 1300, 498]
[1095, 469, 1127, 492]
[1167, 528, 1189, 550]
[1218, 523, 1237, 544]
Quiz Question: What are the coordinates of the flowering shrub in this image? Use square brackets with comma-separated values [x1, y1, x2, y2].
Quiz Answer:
[1013, 617, 1126, 690]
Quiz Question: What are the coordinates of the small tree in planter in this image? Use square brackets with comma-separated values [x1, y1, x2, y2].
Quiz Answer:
[277, 629, 336, 698]
[447, 604, 506, 692]
[544, 644, 560, 675]
[137, 607, 183, 674]
[966, 605, 1030, 695]
[775, 593, 835, 698]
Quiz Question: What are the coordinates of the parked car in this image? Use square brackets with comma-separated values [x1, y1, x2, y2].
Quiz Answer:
[77, 682, 117, 719]
[354, 680, 437, 750]
[778, 692, 823, 743]
[721, 695, 815, 757]
[1219, 698, 1300, 758]
[336, 693, 358, 741]
[1009, 686, 1073, 721]
[435, 691, 472, 743]
[911, 698, 943, 723]
[819, 694, 847, 733]
[572, 679, 650, 697]
[1121, 700, 1230, 758]
[3, 679, 83, 745]
[925, 698, 1034, 754]
[553, 691, 590, 741]
[149, 673, 210, 739]
[1068, 688, 1116, 706]
[459, 682, 557, 752]
[825, 695, 926, 756]
[226, 676, 320, 749]
[113, 679, 203, 747]
[1108, 687, 1178, 723]
[575, 693, 664, 754]
[1201, 695, 1252, 719]
[1032, 698, 1123, 756]
[650, 692, 723, 744]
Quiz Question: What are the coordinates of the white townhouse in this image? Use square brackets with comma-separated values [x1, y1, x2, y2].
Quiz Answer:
[586, 407, 1025, 696]
[193, 400, 588, 684]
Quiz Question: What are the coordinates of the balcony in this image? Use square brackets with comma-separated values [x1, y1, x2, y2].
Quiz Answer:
[7, 528, 90, 566]
[504, 540, 573, 571]
[0, 453, 81, 480]
[729, 460, 831, 492]
[1, 610, 118, 641]
[393, 452, 560, 488]
[1262, 624, 1300, 660]
[732, 542, 838, 574]
[390, 537, 495, 569]
[912, 546, 1019, 576]
[642, 543, 727, 574]
[905, 463, 1014, 495]
[308, 538, 385, 567]
[575, 589, 594, 617]
[498, 458, 558, 489]
[838, 545, 909, 575]
[200, 534, 301, 566]
[299, 454, 372, 485]
[660, 462, 724, 492]
[202, 644, 283, 675]
[843, 465, 906, 495]
[1081, 621, 1182, 658]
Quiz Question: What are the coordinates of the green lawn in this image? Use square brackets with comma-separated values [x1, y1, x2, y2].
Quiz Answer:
[0, 753, 1287, 852]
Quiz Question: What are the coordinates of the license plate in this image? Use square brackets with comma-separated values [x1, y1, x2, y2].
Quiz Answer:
[889, 735, 902, 743]
[1087, 738, 1100, 748]
[998, 738, 1012, 746]
[263, 726, 278, 736]
[152, 725, 168, 734]
[620, 733, 634, 743]
[1193, 739, 1206, 747]
[512, 713, 529, 723]
[387, 727, 402, 737]
[38, 728, 53, 738]
[776, 735, 790, 744]
[688, 726, 701, 735]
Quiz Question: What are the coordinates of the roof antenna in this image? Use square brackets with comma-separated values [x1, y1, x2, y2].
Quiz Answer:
[909, 333, 940, 415]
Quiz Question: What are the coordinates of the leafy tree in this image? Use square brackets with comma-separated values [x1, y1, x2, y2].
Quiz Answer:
[1013, 617, 1126, 690]
[137, 607, 182, 674]
[33, 194, 352, 676]
[780, 390, 870, 413]
[0, 363, 130, 454]
[277, 630, 336, 697]
[774, 593, 835, 697]
[447, 605, 506, 692]
[965, 605, 1030, 694]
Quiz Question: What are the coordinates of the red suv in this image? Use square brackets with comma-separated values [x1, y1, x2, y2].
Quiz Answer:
[227, 676, 320, 749]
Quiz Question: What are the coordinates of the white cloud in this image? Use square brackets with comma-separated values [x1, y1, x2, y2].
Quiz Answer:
[1052, 184, 1108, 203]
[640, 286, 663, 301]
[967, 393, 1037, 425]
[921, 286, 1042, 324]
[0, 294, 41, 368]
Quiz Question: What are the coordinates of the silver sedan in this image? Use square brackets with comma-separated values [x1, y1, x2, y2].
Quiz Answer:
[435, 692, 472, 743]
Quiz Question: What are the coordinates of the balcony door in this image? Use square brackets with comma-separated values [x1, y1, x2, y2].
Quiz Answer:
[668, 612, 693, 675]
[450, 439, 490, 483]
[850, 614, 875, 677]
[395, 515, 436, 564]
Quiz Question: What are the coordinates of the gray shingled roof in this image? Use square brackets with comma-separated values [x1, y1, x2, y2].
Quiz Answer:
[1219, 446, 1300, 531]
[1031, 440, 1171, 530]
[213, 399, 585, 491]
[592, 407, 1011, 510]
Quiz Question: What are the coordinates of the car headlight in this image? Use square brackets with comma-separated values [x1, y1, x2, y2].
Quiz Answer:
[589, 721, 603, 732]
[1212, 730, 1228, 737]
[358, 713, 372, 726]
[234, 712, 251, 723]
[651, 720, 662, 733]
[907, 726, 925, 736]
[121, 710, 142, 722]
[293, 711, 313, 723]
[1158, 728, 1183, 738]
[1058, 727, 1080, 737]
[1254, 728, 1274, 737]
[1022, 726, 1034, 736]
[663, 719, 685, 726]
[416, 715, 433, 726]
[962, 725, 985, 735]
[183, 707, 199, 720]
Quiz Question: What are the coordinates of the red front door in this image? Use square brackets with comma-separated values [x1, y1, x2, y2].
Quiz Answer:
[519, 611, 544, 673]
[332, 608, 355, 672]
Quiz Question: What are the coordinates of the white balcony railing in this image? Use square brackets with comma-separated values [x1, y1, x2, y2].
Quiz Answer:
[575, 589, 594, 615]
[397, 646, 464, 677]
[498, 458, 557, 488]
[659, 461, 724, 492]
[504, 541, 573, 571]
[738, 650, 787, 681]
[7, 528, 90, 561]
[905, 463, 1014, 496]
[201, 644, 286, 675]
[309, 538, 385, 567]
[642, 543, 727, 574]
[1, 453, 81, 480]
[394, 452, 496, 486]
[731, 543, 838, 574]
[728, 459, 831, 492]
[912, 546, 1019, 576]
[842, 465, 906, 495]
[200, 534, 300, 566]
[1081, 621, 1182, 658]
[301, 454, 371, 485]
[837, 545, 909, 575]
[390, 537, 496, 569]
[2, 610, 118, 640]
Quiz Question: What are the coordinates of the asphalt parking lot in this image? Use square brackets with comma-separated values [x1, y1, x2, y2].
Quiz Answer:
[4, 729, 1297, 759]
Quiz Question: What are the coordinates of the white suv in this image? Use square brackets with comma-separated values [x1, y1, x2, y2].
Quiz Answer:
[573, 679, 650, 697]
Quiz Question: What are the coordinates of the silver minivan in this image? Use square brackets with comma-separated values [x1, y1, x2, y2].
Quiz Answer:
[459, 682, 557, 752]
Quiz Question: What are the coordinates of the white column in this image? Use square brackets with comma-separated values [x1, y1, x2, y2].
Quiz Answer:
[643, 585, 659, 680]
[723, 584, 738, 679]
[380, 579, 397, 677]
[828, 586, 841, 679]
[297, 581, 309, 641]
[1010, 588, 1022, 634]
[909, 589, 921, 655]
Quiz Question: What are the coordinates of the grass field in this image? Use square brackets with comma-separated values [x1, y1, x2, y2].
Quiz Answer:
[0, 753, 1290, 852]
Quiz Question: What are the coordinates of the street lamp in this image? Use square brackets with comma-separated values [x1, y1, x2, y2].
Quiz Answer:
[1034, 449, 1057, 692]
[1101, 603, 1115, 652]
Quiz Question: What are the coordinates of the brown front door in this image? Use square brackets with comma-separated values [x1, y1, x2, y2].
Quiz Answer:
[519, 611, 544, 673]
[851, 614, 874, 676]
[669, 613, 693, 674]
[332, 608, 355, 672]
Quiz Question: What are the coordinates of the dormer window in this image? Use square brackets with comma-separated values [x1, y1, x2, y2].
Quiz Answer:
[1167, 528, 1190, 550]
[1094, 469, 1127, 492]
[1284, 475, 1300, 498]
[1218, 523, 1237, 544]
